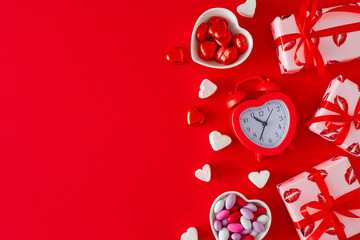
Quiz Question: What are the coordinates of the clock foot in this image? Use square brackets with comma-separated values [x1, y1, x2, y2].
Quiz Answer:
[288, 143, 294, 150]
[255, 153, 261, 162]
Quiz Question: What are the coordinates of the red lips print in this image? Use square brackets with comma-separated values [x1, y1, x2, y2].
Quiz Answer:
[300, 223, 315, 237]
[345, 166, 357, 185]
[334, 95, 349, 113]
[320, 129, 339, 141]
[333, 33, 347, 47]
[307, 169, 328, 182]
[346, 143, 360, 156]
[282, 40, 296, 51]
[325, 223, 345, 235]
[284, 188, 301, 203]
[317, 193, 334, 204]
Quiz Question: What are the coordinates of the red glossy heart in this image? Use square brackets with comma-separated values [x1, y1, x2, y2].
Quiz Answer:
[208, 22, 228, 41]
[187, 107, 205, 126]
[215, 46, 239, 65]
[208, 16, 228, 26]
[196, 23, 209, 41]
[166, 47, 184, 64]
[215, 30, 232, 47]
[198, 41, 218, 60]
[232, 34, 248, 54]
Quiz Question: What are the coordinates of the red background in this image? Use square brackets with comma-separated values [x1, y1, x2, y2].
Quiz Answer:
[1, 0, 360, 239]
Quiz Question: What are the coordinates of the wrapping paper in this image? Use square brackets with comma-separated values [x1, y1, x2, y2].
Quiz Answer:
[277, 156, 360, 239]
[308, 75, 360, 156]
[271, 2, 360, 74]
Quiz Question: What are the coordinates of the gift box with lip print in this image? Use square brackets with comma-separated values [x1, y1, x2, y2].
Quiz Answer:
[277, 156, 360, 240]
[308, 75, 360, 156]
[271, 2, 360, 74]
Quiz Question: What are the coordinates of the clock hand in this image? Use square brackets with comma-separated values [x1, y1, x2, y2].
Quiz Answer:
[260, 108, 273, 140]
[253, 116, 265, 124]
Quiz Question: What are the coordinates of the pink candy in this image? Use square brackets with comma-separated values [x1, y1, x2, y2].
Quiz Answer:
[216, 210, 230, 220]
[227, 223, 244, 233]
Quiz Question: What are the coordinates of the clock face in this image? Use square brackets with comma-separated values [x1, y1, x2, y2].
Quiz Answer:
[239, 100, 290, 149]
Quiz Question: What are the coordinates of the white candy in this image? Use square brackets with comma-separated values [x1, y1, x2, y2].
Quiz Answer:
[195, 164, 211, 182]
[237, 0, 256, 18]
[248, 170, 270, 188]
[181, 227, 198, 240]
[219, 228, 229, 240]
[257, 214, 269, 225]
[214, 200, 225, 213]
[250, 229, 258, 237]
[199, 79, 217, 99]
[240, 216, 252, 230]
[209, 131, 232, 151]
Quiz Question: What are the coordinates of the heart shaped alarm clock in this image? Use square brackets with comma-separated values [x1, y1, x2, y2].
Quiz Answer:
[227, 76, 297, 161]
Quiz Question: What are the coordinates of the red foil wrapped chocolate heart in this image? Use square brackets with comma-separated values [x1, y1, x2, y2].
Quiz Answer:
[215, 30, 232, 47]
[196, 23, 210, 41]
[208, 22, 228, 41]
[232, 34, 248, 54]
[165, 47, 184, 64]
[187, 107, 205, 126]
[208, 16, 228, 26]
[199, 41, 218, 60]
[215, 46, 239, 65]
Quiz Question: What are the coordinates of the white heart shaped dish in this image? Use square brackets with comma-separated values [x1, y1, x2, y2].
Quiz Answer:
[210, 191, 271, 240]
[191, 8, 253, 69]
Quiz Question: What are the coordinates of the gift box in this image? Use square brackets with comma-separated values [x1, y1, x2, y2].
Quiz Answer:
[277, 156, 360, 239]
[308, 75, 360, 156]
[271, 1, 360, 74]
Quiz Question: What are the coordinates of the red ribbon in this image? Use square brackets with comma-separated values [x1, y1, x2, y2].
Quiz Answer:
[307, 99, 360, 145]
[274, 1, 360, 75]
[293, 168, 360, 240]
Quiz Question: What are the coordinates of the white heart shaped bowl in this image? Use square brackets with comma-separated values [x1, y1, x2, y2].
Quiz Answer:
[210, 191, 272, 240]
[191, 8, 253, 69]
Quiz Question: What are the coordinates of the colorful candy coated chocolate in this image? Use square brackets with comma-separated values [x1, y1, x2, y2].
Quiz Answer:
[241, 228, 252, 235]
[243, 234, 255, 240]
[231, 233, 241, 240]
[214, 220, 222, 231]
[219, 228, 229, 240]
[216, 210, 230, 220]
[214, 200, 225, 213]
[240, 216, 252, 230]
[227, 211, 241, 223]
[221, 218, 229, 227]
[236, 197, 247, 207]
[225, 193, 236, 209]
[257, 214, 269, 225]
[255, 206, 267, 216]
[244, 202, 257, 212]
[227, 223, 244, 233]
[252, 221, 265, 233]
[229, 204, 240, 212]
[240, 207, 254, 220]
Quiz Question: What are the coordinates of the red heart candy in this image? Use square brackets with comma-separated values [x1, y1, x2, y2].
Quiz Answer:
[196, 23, 209, 41]
[215, 30, 232, 47]
[232, 34, 248, 54]
[166, 47, 184, 64]
[208, 22, 228, 41]
[187, 107, 205, 126]
[208, 16, 228, 26]
[215, 46, 239, 65]
[198, 41, 218, 60]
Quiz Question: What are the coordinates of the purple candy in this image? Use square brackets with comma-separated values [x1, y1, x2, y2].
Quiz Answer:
[227, 223, 244, 233]
[241, 229, 252, 235]
[244, 202, 257, 212]
[216, 210, 230, 220]
[214, 220, 222, 231]
[221, 219, 229, 226]
[231, 233, 241, 240]
[240, 207, 254, 220]
[252, 221, 266, 233]
[225, 193, 236, 210]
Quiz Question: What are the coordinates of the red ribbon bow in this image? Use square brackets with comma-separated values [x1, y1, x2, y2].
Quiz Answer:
[274, 1, 360, 75]
[293, 168, 360, 240]
[307, 99, 360, 145]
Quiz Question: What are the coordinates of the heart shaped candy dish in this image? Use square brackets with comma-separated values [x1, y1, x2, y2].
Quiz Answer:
[210, 191, 271, 240]
[191, 8, 253, 69]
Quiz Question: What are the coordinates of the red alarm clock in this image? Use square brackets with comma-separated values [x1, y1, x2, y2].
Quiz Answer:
[227, 76, 297, 161]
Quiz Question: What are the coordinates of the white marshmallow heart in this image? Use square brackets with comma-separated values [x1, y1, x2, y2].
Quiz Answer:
[181, 227, 198, 240]
[195, 164, 211, 182]
[199, 79, 217, 99]
[209, 131, 232, 151]
[237, 0, 256, 18]
[248, 170, 270, 188]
